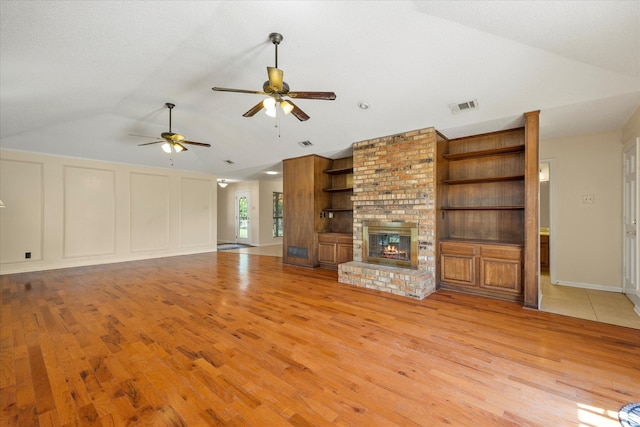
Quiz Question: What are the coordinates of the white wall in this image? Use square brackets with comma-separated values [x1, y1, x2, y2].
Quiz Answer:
[540, 131, 623, 291]
[0, 149, 217, 274]
[216, 179, 283, 246]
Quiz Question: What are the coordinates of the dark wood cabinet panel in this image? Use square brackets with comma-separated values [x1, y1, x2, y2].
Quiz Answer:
[283, 155, 353, 269]
[283, 155, 332, 267]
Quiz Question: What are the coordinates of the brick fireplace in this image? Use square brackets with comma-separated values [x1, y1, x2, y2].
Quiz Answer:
[338, 127, 437, 299]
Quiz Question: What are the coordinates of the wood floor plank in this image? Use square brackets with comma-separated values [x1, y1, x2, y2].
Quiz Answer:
[1, 252, 639, 426]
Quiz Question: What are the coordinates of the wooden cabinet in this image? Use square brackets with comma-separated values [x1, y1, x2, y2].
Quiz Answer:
[436, 111, 539, 305]
[318, 233, 353, 270]
[283, 155, 332, 267]
[540, 234, 549, 271]
[440, 241, 523, 301]
[283, 155, 354, 269]
[317, 157, 354, 269]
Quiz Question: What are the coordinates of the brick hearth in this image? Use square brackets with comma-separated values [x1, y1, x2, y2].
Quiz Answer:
[338, 127, 437, 299]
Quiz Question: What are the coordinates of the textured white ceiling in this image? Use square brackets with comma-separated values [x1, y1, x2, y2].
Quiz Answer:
[1, 1, 638, 180]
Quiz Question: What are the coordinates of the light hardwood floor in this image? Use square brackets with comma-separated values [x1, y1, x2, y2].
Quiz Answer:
[1, 252, 639, 426]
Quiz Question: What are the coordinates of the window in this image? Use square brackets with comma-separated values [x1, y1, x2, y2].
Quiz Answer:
[273, 192, 283, 237]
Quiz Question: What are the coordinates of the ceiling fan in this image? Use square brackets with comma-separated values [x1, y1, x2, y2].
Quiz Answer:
[212, 33, 336, 121]
[136, 103, 211, 153]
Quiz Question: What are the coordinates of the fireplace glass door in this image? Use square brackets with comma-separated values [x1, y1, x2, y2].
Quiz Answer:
[363, 222, 418, 268]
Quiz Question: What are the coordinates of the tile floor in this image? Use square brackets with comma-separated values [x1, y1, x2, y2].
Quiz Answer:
[540, 273, 640, 330]
[221, 245, 640, 330]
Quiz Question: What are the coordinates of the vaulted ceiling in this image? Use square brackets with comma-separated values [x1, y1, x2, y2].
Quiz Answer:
[1, 1, 638, 181]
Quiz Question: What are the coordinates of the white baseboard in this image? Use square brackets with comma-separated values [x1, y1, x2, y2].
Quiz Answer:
[552, 279, 623, 293]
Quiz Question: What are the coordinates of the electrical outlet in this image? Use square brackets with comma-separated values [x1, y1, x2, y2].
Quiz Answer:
[25, 252, 31, 259]
[582, 195, 594, 204]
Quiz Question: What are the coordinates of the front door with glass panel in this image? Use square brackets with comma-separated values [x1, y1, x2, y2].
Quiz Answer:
[236, 191, 251, 245]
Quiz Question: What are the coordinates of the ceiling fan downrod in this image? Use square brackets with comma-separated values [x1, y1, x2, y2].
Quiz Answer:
[165, 102, 175, 132]
[269, 32, 283, 68]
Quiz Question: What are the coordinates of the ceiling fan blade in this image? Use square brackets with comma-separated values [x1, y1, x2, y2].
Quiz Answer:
[286, 100, 310, 121]
[212, 87, 266, 95]
[137, 140, 164, 146]
[183, 141, 211, 147]
[288, 91, 337, 100]
[243, 101, 266, 117]
[175, 143, 188, 152]
[267, 67, 283, 92]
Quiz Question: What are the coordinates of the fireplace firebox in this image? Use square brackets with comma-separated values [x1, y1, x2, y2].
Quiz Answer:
[363, 222, 418, 269]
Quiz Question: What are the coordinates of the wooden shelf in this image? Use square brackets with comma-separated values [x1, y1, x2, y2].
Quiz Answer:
[442, 145, 524, 160]
[441, 206, 524, 210]
[323, 187, 353, 193]
[442, 175, 524, 185]
[322, 157, 354, 237]
[323, 167, 353, 175]
[322, 208, 353, 212]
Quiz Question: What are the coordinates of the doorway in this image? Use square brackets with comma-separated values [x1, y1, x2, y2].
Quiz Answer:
[235, 190, 251, 245]
[539, 160, 552, 308]
[538, 154, 640, 329]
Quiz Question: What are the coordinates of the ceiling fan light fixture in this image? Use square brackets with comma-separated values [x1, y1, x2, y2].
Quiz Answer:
[263, 97, 276, 110]
[265, 108, 277, 118]
[280, 100, 293, 115]
[218, 180, 228, 188]
[173, 143, 184, 153]
[162, 142, 172, 153]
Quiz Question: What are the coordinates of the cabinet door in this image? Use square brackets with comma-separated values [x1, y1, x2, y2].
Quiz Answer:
[440, 254, 476, 287]
[318, 241, 337, 264]
[440, 242, 476, 287]
[479, 245, 523, 295]
[480, 257, 522, 294]
[337, 243, 353, 264]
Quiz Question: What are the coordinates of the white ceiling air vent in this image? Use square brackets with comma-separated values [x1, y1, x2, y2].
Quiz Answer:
[298, 140, 313, 147]
[450, 99, 479, 114]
